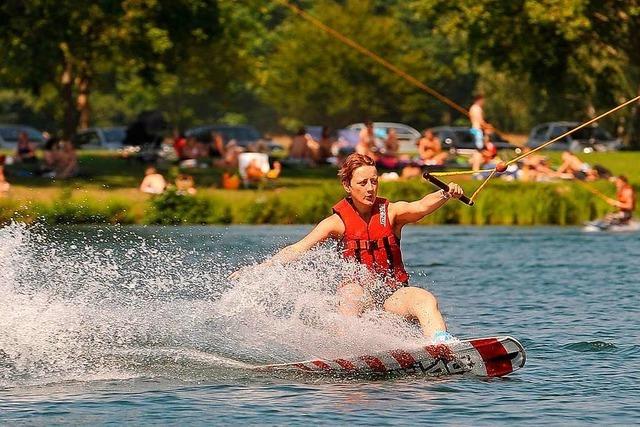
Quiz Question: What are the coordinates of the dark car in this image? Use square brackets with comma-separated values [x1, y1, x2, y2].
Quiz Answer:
[185, 124, 282, 153]
[527, 122, 621, 152]
[72, 127, 126, 150]
[430, 126, 515, 155]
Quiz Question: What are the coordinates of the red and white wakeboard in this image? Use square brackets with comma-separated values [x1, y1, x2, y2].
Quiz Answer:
[256, 336, 526, 378]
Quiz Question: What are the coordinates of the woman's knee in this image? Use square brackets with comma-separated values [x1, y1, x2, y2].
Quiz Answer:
[408, 288, 439, 310]
[338, 282, 364, 298]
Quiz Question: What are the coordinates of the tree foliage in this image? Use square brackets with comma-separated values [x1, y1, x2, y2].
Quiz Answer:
[0, 0, 639, 142]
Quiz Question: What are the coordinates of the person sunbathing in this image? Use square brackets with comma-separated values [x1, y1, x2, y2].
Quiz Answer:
[556, 151, 597, 181]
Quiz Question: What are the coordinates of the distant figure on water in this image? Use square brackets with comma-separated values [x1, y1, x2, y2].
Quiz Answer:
[605, 175, 636, 225]
[236, 153, 464, 341]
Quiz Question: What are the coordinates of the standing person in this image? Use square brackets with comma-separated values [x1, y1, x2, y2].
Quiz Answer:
[604, 176, 636, 225]
[469, 94, 489, 151]
[470, 126, 500, 174]
[237, 153, 464, 341]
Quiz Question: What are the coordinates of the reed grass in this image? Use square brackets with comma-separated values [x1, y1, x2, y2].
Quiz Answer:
[1, 150, 636, 225]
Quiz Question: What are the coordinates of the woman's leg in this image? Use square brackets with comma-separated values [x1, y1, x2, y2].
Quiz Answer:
[383, 286, 446, 338]
[337, 282, 366, 316]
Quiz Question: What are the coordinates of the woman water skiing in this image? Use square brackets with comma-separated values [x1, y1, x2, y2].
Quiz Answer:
[237, 153, 463, 341]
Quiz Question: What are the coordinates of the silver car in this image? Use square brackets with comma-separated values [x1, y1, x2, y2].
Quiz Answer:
[527, 122, 621, 152]
[346, 122, 421, 152]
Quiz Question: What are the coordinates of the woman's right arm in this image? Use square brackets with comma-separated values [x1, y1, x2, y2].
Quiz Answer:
[268, 214, 344, 264]
[230, 214, 344, 279]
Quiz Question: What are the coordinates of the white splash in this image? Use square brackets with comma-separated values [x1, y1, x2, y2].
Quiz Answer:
[0, 223, 424, 386]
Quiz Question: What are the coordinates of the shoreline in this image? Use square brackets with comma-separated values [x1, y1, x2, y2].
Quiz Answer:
[1, 179, 633, 226]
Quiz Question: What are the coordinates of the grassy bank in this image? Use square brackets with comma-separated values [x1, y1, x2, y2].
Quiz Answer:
[0, 150, 637, 225]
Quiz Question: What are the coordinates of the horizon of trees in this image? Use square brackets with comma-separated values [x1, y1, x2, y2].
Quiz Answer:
[1, 0, 639, 145]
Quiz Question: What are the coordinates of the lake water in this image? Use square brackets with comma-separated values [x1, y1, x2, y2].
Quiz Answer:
[1, 223, 638, 425]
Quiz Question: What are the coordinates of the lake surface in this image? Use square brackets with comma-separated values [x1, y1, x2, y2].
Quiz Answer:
[1, 224, 638, 425]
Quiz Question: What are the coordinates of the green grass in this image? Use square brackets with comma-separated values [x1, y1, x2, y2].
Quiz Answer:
[1, 149, 638, 225]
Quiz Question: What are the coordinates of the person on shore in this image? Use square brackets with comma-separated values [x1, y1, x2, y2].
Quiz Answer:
[556, 151, 597, 181]
[469, 94, 489, 151]
[139, 166, 166, 194]
[377, 128, 402, 169]
[318, 126, 335, 163]
[175, 174, 197, 195]
[384, 128, 399, 157]
[471, 127, 500, 174]
[55, 140, 79, 178]
[288, 128, 314, 164]
[417, 129, 448, 166]
[15, 131, 37, 163]
[244, 159, 282, 185]
[356, 120, 377, 159]
[41, 136, 60, 174]
[604, 175, 636, 225]
[210, 132, 226, 158]
[0, 154, 10, 195]
[236, 153, 464, 341]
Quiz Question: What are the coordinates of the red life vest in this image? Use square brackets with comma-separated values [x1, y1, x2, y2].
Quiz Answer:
[618, 185, 636, 213]
[332, 197, 409, 284]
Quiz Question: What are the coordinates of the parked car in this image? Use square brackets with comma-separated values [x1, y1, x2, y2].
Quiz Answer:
[430, 126, 515, 155]
[0, 124, 46, 149]
[346, 122, 421, 152]
[527, 122, 621, 152]
[185, 124, 282, 153]
[72, 127, 126, 150]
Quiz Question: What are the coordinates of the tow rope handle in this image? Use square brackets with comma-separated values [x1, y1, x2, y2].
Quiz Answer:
[423, 172, 475, 206]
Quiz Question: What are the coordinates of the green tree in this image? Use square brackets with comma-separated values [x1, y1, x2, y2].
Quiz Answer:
[262, 0, 465, 130]
[410, 0, 640, 140]
[0, 0, 220, 137]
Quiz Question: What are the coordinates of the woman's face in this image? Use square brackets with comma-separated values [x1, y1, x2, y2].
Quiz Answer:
[346, 165, 378, 206]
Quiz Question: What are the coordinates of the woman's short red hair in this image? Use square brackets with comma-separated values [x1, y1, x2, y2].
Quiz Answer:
[338, 153, 376, 186]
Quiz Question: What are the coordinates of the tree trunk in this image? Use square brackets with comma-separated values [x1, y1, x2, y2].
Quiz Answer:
[629, 87, 640, 148]
[76, 70, 90, 130]
[626, 85, 640, 149]
[61, 59, 75, 140]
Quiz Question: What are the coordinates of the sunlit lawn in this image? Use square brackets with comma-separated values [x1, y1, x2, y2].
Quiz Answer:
[2, 148, 639, 194]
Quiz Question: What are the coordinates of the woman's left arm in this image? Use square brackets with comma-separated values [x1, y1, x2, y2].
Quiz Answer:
[390, 183, 463, 226]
